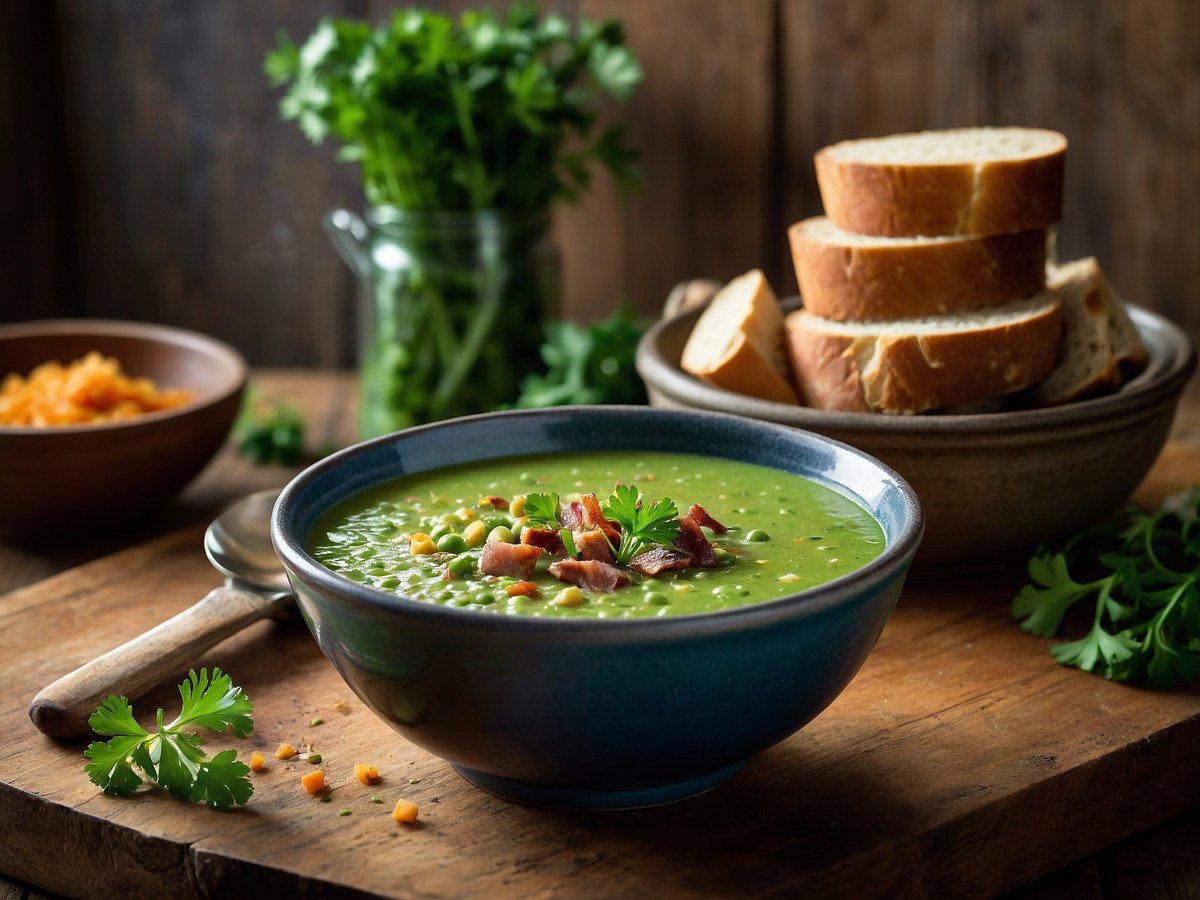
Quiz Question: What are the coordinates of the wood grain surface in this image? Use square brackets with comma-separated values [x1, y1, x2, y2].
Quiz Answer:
[2, 371, 1200, 899]
[2, 0, 1197, 365]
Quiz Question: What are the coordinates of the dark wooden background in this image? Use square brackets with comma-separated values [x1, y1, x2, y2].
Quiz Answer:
[1, 0, 1197, 367]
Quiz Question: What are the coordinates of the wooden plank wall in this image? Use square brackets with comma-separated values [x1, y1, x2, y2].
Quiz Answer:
[1, 0, 1197, 366]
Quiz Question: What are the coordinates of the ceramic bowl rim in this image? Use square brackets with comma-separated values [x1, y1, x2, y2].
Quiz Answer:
[271, 405, 924, 640]
[636, 300, 1197, 436]
[0, 318, 248, 436]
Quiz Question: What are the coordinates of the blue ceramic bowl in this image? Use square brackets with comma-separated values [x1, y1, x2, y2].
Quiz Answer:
[271, 407, 923, 810]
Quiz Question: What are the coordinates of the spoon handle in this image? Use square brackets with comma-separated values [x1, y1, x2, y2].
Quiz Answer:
[29, 584, 291, 738]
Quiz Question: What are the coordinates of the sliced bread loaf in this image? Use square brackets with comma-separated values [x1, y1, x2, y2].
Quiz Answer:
[788, 216, 1046, 320]
[784, 293, 1062, 413]
[1027, 257, 1148, 405]
[815, 127, 1067, 238]
[681, 269, 798, 404]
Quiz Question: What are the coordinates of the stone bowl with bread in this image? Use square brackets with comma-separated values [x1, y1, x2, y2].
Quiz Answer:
[638, 127, 1197, 564]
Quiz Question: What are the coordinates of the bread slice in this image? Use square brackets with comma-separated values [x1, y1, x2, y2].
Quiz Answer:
[1027, 257, 1148, 405]
[681, 269, 798, 404]
[815, 127, 1067, 237]
[788, 217, 1046, 320]
[784, 293, 1062, 413]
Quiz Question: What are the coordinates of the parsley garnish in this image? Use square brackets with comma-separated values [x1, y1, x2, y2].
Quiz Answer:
[1012, 488, 1200, 687]
[523, 492, 561, 529]
[84, 668, 255, 810]
[601, 484, 680, 564]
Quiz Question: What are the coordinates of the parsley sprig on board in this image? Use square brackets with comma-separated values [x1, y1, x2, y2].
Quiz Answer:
[602, 484, 680, 564]
[264, 3, 642, 212]
[1012, 489, 1200, 687]
[84, 668, 255, 810]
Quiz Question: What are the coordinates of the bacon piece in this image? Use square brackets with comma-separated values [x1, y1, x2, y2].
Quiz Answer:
[547, 559, 630, 593]
[480, 542, 543, 579]
[628, 547, 692, 577]
[674, 516, 717, 567]
[506, 581, 538, 598]
[580, 493, 621, 545]
[573, 529, 615, 563]
[560, 501, 584, 532]
[521, 527, 564, 555]
[480, 495, 509, 509]
[687, 503, 727, 534]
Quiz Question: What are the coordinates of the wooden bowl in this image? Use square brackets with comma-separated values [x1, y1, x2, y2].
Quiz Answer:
[636, 300, 1197, 564]
[0, 319, 247, 535]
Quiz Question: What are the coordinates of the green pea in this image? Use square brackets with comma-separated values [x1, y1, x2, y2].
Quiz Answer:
[713, 547, 737, 566]
[643, 592, 670, 605]
[481, 514, 510, 531]
[430, 523, 454, 541]
[745, 529, 771, 542]
[448, 554, 477, 577]
[488, 525, 517, 544]
[437, 533, 468, 554]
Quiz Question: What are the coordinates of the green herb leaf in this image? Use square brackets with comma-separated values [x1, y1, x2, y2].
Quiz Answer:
[523, 492, 560, 529]
[601, 484, 680, 564]
[515, 307, 647, 408]
[1012, 488, 1200, 687]
[83, 668, 255, 810]
[233, 388, 307, 466]
[265, 3, 642, 212]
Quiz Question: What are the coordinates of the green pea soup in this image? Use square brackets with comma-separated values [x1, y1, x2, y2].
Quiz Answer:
[308, 450, 885, 619]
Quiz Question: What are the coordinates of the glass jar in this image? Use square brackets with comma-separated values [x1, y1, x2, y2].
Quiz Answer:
[325, 206, 559, 437]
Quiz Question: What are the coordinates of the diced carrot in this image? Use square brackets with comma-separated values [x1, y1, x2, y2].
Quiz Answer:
[392, 799, 419, 823]
[275, 742, 299, 760]
[301, 770, 325, 793]
[506, 581, 538, 597]
[354, 763, 381, 785]
[249, 751, 266, 772]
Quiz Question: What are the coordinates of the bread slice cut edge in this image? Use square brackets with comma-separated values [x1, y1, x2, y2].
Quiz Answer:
[680, 269, 798, 405]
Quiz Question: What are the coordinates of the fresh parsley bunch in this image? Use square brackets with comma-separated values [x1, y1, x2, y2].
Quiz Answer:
[515, 307, 648, 408]
[84, 668, 255, 810]
[264, 3, 642, 211]
[1012, 489, 1200, 687]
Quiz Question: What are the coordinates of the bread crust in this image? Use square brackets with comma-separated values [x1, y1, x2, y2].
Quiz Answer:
[784, 299, 1062, 413]
[789, 218, 1046, 320]
[815, 129, 1067, 237]
[681, 269, 799, 405]
[1028, 257, 1149, 405]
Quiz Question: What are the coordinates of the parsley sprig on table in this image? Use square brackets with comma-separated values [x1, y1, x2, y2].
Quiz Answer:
[84, 668, 255, 810]
[1012, 489, 1200, 687]
[602, 484, 680, 564]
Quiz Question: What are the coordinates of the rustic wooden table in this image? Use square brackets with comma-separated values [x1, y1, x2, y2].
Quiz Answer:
[2, 369, 1200, 897]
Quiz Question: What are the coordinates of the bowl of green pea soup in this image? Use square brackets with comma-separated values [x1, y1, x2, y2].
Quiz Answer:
[271, 406, 922, 809]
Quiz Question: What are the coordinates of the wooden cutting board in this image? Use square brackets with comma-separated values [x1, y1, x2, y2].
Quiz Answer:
[3, 448, 1200, 899]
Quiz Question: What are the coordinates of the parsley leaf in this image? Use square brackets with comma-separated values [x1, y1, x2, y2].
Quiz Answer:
[523, 492, 561, 529]
[265, 4, 642, 212]
[515, 308, 647, 409]
[83, 668, 255, 810]
[601, 484, 680, 564]
[1012, 490, 1200, 687]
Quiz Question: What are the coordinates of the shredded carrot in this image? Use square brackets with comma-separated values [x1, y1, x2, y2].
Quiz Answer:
[275, 742, 299, 760]
[249, 751, 266, 772]
[507, 581, 538, 598]
[392, 799, 419, 823]
[301, 770, 326, 793]
[0, 352, 191, 426]
[354, 763, 381, 785]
